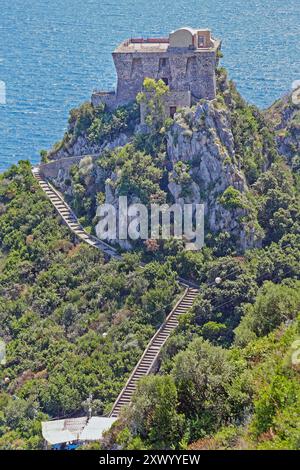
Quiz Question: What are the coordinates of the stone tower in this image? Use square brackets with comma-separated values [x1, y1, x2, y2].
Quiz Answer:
[92, 27, 221, 116]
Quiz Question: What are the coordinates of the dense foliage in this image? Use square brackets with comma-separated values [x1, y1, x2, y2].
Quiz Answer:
[45, 101, 139, 162]
[0, 163, 180, 449]
[0, 71, 299, 450]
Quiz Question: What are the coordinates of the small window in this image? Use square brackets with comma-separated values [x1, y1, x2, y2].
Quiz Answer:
[198, 35, 205, 48]
[159, 58, 168, 71]
[162, 77, 169, 85]
[170, 106, 177, 118]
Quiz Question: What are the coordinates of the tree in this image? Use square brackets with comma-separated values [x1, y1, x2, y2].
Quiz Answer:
[201, 321, 227, 344]
[171, 338, 250, 436]
[130, 375, 185, 449]
[253, 162, 300, 244]
[235, 280, 300, 341]
[137, 78, 169, 132]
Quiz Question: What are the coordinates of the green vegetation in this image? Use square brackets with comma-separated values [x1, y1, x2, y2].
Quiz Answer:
[136, 78, 169, 132]
[110, 308, 300, 450]
[219, 186, 245, 209]
[235, 281, 300, 341]
[47, 101, 139, 160]
[128, 375, 185, 449]
[225, 75, 278, 185]
[0, 162, 180, 449]
[253, 161, 300, 245]
[1, 74, 300, 450]
[87, 103, 139, 144]
[135, 78, 173, 156]
[170, 162, 193, 197]
[1, 159, 298, 450]
[265, 91, 300, 173]
[99, 144, 166, 205]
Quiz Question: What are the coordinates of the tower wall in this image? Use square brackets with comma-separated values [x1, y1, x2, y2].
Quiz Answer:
[92, 28, 220, 111]
[112, 49, 217, 107]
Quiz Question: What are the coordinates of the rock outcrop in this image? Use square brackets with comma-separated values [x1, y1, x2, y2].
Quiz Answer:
[265, 88, 300, 171]
[167, 101, 260, 250]
[43, 79, 274, 253]
[48, 131, 129, 162]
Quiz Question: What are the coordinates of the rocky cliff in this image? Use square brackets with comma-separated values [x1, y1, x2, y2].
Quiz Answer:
[265, 87, 300, 172]
[43, 71, 287, 253]
[46, 102, 139, 161]
[166, 100, 259, 251]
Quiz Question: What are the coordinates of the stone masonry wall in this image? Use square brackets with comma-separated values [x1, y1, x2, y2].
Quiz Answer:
[39, 155, 90, 180]
[91, 91, 117, 109]
[140, 90, 191, 124]
[112, 49, 217, 107]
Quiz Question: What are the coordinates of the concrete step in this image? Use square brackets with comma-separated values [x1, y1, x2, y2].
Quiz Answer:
[119, 394, 135, 401]
[32, 168, 201, 421]
[135, 367, 150, 373]
[123, 385, 136, 392]
[139, 360, 155, 366]
[121, 388, 137, 394]
[134, 373, 147, 379]
[117, 398, 132, 405]
[59, 212, 74, 218]
[120, 392, 136, 398]
[141, 354, 157, 359]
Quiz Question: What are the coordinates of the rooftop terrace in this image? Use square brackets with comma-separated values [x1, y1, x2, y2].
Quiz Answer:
[114, 27, 220, 54]
[114, 38, 170, 53]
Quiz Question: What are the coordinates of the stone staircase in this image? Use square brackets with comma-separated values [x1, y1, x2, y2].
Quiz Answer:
[32, 166, 200, 418]
[109, 287, 199, 418]
[32, 167, 120, 259]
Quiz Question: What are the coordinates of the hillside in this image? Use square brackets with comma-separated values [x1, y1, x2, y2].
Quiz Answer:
[0, 68, 299, 450]
[0, 163, 181, 448]
[43, 71, 291, 256]
[265, 86, 300, 172]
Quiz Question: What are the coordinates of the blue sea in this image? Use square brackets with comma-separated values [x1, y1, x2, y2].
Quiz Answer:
[0, 0, 299, 172]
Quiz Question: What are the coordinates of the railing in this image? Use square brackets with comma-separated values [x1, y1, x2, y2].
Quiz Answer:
[109, 288, 189, 417]
[33, 167, 200, 421]
[129, 37, 169, 44]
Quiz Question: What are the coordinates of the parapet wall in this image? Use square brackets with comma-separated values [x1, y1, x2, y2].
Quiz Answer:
[91, 91, 118, 110]
[39, 155, 99, 194]
[39, 155, 87, 180]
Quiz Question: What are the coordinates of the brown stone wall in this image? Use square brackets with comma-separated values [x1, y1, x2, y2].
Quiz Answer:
[39, 155, 90, 180]
[91, 91, 117, 110]
[112, 49, 217, 107]
[140, 90, 191, 124]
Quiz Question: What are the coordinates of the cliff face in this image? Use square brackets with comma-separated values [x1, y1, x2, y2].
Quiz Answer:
[49, 131, 129, 162]
[166, 101, 259, 250]
[43, 74, 283, 253]
[265, 88, 300, 171]
[46, 102, 139, 162]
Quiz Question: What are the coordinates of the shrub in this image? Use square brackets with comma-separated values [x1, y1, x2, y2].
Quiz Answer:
[219, 186, 245, 209]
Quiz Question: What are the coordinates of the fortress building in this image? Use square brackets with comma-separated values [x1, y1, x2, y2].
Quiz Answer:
[92, 27, 221, 118]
